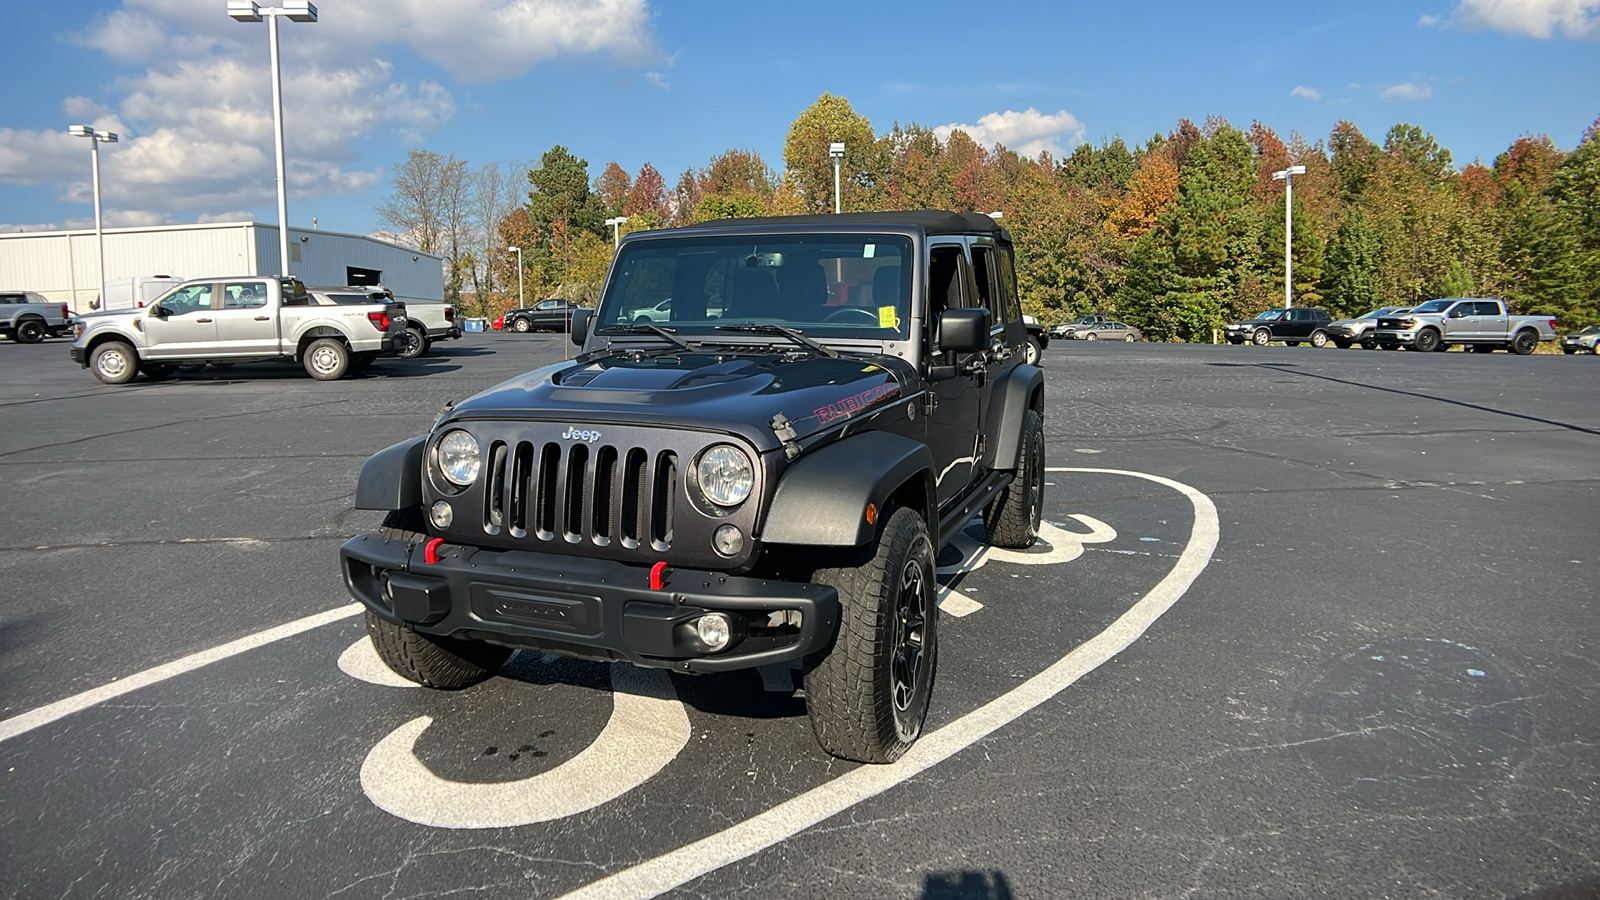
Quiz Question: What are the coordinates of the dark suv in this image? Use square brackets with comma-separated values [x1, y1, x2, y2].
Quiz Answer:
[503, 298, 588, 333]
[1224, 307, 1334, 347]
[340, 211, 1046, 763]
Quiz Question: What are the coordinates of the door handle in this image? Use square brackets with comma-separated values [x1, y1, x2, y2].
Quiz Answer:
[196, 317, 213, 323]
[254, 316, 270, 321]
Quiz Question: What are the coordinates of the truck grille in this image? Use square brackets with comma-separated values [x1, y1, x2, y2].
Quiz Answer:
[482, 439, 678, 552]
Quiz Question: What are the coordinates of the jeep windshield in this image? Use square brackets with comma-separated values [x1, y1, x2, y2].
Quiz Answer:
[594, 233, 914, 342]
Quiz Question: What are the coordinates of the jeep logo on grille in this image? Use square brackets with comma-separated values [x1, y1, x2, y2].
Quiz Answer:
[561, 427, 602, 443]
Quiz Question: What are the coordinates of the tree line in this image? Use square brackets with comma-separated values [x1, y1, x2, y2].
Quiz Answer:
[377, 94, 1599, 337]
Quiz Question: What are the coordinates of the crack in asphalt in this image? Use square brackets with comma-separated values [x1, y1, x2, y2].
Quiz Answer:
[0, 397, 353, 460]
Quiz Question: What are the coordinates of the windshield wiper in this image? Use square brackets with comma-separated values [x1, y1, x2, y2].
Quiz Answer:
[596, 323, 697, 351]
[711, 323, 838, 358]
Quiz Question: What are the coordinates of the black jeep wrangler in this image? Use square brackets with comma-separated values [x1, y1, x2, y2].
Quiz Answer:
[340, 211, 1045, 763]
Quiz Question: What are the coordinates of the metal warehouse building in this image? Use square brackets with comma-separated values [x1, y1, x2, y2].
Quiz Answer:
[0, 221, 444, 313]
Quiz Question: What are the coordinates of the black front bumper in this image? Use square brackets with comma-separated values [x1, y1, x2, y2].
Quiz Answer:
[340, 533, 840, 673]
[69, 346, 87, 365]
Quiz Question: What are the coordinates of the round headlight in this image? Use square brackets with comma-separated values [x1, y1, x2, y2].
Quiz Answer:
[436, 430, 480, 486]
[697, 444, 753, 507]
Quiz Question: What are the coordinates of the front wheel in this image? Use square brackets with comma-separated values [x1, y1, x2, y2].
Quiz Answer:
[984, 409, 1044, 549]
[1252, 329, 1270, 346]
[303, 337, 350, 380]
[1359, 339, 1376, 350]
[1310, 330, 1329, 348]
[1022, 337, 1042, 366]
[90, 342, 139, 384]
[511, 317, 532, 333]
[1413, 329, 1441, 353]
[1511, 330, 1538, 356]
[805, 507, 938, 763]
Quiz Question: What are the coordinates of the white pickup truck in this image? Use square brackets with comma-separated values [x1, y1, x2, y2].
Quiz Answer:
[1372, 298, 1558, 355]
[69, 276, 406, 383]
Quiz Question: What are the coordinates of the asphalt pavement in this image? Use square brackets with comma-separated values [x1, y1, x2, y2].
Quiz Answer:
[1, 334, 1595, 899]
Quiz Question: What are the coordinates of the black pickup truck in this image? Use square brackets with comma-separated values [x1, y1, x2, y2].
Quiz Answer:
[340, 211, 1047, 763]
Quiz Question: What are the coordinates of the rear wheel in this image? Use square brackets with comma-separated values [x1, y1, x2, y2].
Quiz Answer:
[1310, 330, 1329, 348]
[396, 325, 429, 359]
[90, 342, 139, 384]
[303, 337, 350, 380]
[1022, 337, 1042, 365]
[1511, 329, 1538, 356]
[15, 319, 47, 343]
[805, 507, 938, 763]
[1085, 332, 1098, 341]
[1123, 333, 1135, 342]
[984, 409, 1044, 549]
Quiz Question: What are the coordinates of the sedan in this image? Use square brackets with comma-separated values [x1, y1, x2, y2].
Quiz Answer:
[1562, 325, 1600, 355]
[1069, 321, 1143, 342]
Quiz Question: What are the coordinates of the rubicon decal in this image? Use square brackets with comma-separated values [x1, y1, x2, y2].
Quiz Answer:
[814, 383, 900, 425]
[560, 427, 602, 442]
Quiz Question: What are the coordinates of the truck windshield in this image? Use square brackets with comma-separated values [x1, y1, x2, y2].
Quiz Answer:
[594, 233, 914, 340]
[1412, 300, 1453, 313]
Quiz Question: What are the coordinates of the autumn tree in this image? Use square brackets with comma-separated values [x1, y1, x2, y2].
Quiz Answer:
[623, 162, 670, 226]
[782, 93, 884, 213]
[595, 162, 632, 218]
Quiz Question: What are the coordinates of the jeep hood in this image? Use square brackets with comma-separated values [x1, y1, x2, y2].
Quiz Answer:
[444, 351, 911, 451]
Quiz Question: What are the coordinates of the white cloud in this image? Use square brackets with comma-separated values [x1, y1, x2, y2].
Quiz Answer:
[1419, 14, 1444, 26]
[1448, 0, 1600, 37]
[933, 108, 1086, 158]
[645, 71, 670, 90]
[1289, 85, 1322, 100]
[1381, 82, 1435, 100]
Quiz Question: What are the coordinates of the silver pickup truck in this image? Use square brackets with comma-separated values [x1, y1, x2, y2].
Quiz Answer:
[69, 276, 406, 383]
[2, 291, 74, 343]
[1372, 298, 1558, 355]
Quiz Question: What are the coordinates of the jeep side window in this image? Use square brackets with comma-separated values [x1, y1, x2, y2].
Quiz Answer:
[971, 245, 998, 324]
[995, 246, 1022, 326]
[927, 245, 970, 365]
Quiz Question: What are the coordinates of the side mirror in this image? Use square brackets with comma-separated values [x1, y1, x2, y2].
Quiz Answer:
[570, 308, 591, 346]
[150, 303, 168, 317]
[938, 308, 990, 353]
[1448, 308, 1464, 319]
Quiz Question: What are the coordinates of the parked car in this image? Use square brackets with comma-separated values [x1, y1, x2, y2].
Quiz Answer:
[1049, 313, 1118, 339]
[1068, 320, 1142, 341]
[1, 290, 73, 343]
[69, 276, 405, 383]
[1561, 324, 1600, 355]
[1224, 307, 1334, 347]
[339, 210, 1045, 765]
[1325, 306, 1412, 349]
[1372, 298, 1557, 354]
[503, 298, 588, 333]
[491, 315, 506, 331]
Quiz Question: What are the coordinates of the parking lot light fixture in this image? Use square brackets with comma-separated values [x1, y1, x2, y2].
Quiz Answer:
[69, 125, 118, 311]
[829, 143, 846, 214]
[1271, 164, 1307, 308]
[605, 216, 628, 246]
[227, 0, 317, 278]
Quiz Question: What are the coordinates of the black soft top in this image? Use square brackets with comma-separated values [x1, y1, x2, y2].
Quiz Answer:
[673, 210, 1010, 242]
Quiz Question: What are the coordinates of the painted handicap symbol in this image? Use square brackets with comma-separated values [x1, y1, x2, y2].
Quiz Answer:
[936, 514, 1117, 616]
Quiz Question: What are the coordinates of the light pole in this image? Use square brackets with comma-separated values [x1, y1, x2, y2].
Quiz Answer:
[604, 215, 628, 245]
[829, 143, 845, 214]
[69, 125, 118, 310]
[227, 0, 317, 278]
[1271, 164, 1307, 308]
[506, 246, 524, 310]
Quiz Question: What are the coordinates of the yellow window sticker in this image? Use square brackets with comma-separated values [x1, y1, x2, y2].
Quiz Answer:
[877, 306, 899, 329]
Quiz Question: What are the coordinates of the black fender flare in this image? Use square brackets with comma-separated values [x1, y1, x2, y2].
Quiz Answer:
[985, 363, 1045, 470]
[355, 435, 426, 511]
[760, 431, 934, 547]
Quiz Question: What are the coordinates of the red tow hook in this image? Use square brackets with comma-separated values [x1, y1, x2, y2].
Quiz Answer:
[649, 561, 669, 591]
[424, 537, 445, 565]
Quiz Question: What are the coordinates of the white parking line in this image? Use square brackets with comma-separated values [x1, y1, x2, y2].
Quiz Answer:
[554, 468, 1218, 900]
[0, 604, 362, 744]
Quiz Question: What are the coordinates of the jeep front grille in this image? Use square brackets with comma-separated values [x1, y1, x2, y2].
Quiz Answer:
[484, 439, 677, 551]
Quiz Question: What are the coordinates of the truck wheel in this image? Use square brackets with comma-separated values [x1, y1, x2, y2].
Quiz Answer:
[1359, 338, 1376, 350]
[984, 409, 1044, 549]
[1022, 337, 1042, 366]
[1252, 328, 1270, 346]
[1310, 330, 1329, 348]
[804, 507, 938, 763]
[15, 319, 47, 343]
[396, 325, 429, 359]
[303, 337, 350, 380]
[1413, 329, 1440, 353]
[1511, 330, 1538, 356]
[511, 317, 532, 333]
[365, 508, 512, 689]
[90, 342, 139, 384]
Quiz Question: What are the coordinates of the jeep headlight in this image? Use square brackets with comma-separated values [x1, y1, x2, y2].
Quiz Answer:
[696, 444, 753, 507]
[436, 430, 480, 486]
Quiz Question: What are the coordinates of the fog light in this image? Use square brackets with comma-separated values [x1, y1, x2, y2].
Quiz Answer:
[696, 613, 731, 651]
[712, 523, 744, 557]
[429, 500, 453, 529]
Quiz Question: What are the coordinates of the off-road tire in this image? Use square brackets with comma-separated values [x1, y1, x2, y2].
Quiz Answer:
[804, 507, 938, 763]
[90, 341, 139, 384]
[303, 337, 350, 380]
[366, 508, 512, 689]
[984, 409, 1043, 549]
[15, 319, 47, 343]
[396, 325, 429, 359]
[1414, 329, 1441, 353]
[511, 317, 532, 333]
[1511, 329, 1538, 356]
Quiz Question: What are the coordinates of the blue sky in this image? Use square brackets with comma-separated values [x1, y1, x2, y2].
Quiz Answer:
[2, 0, 1596, 236]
